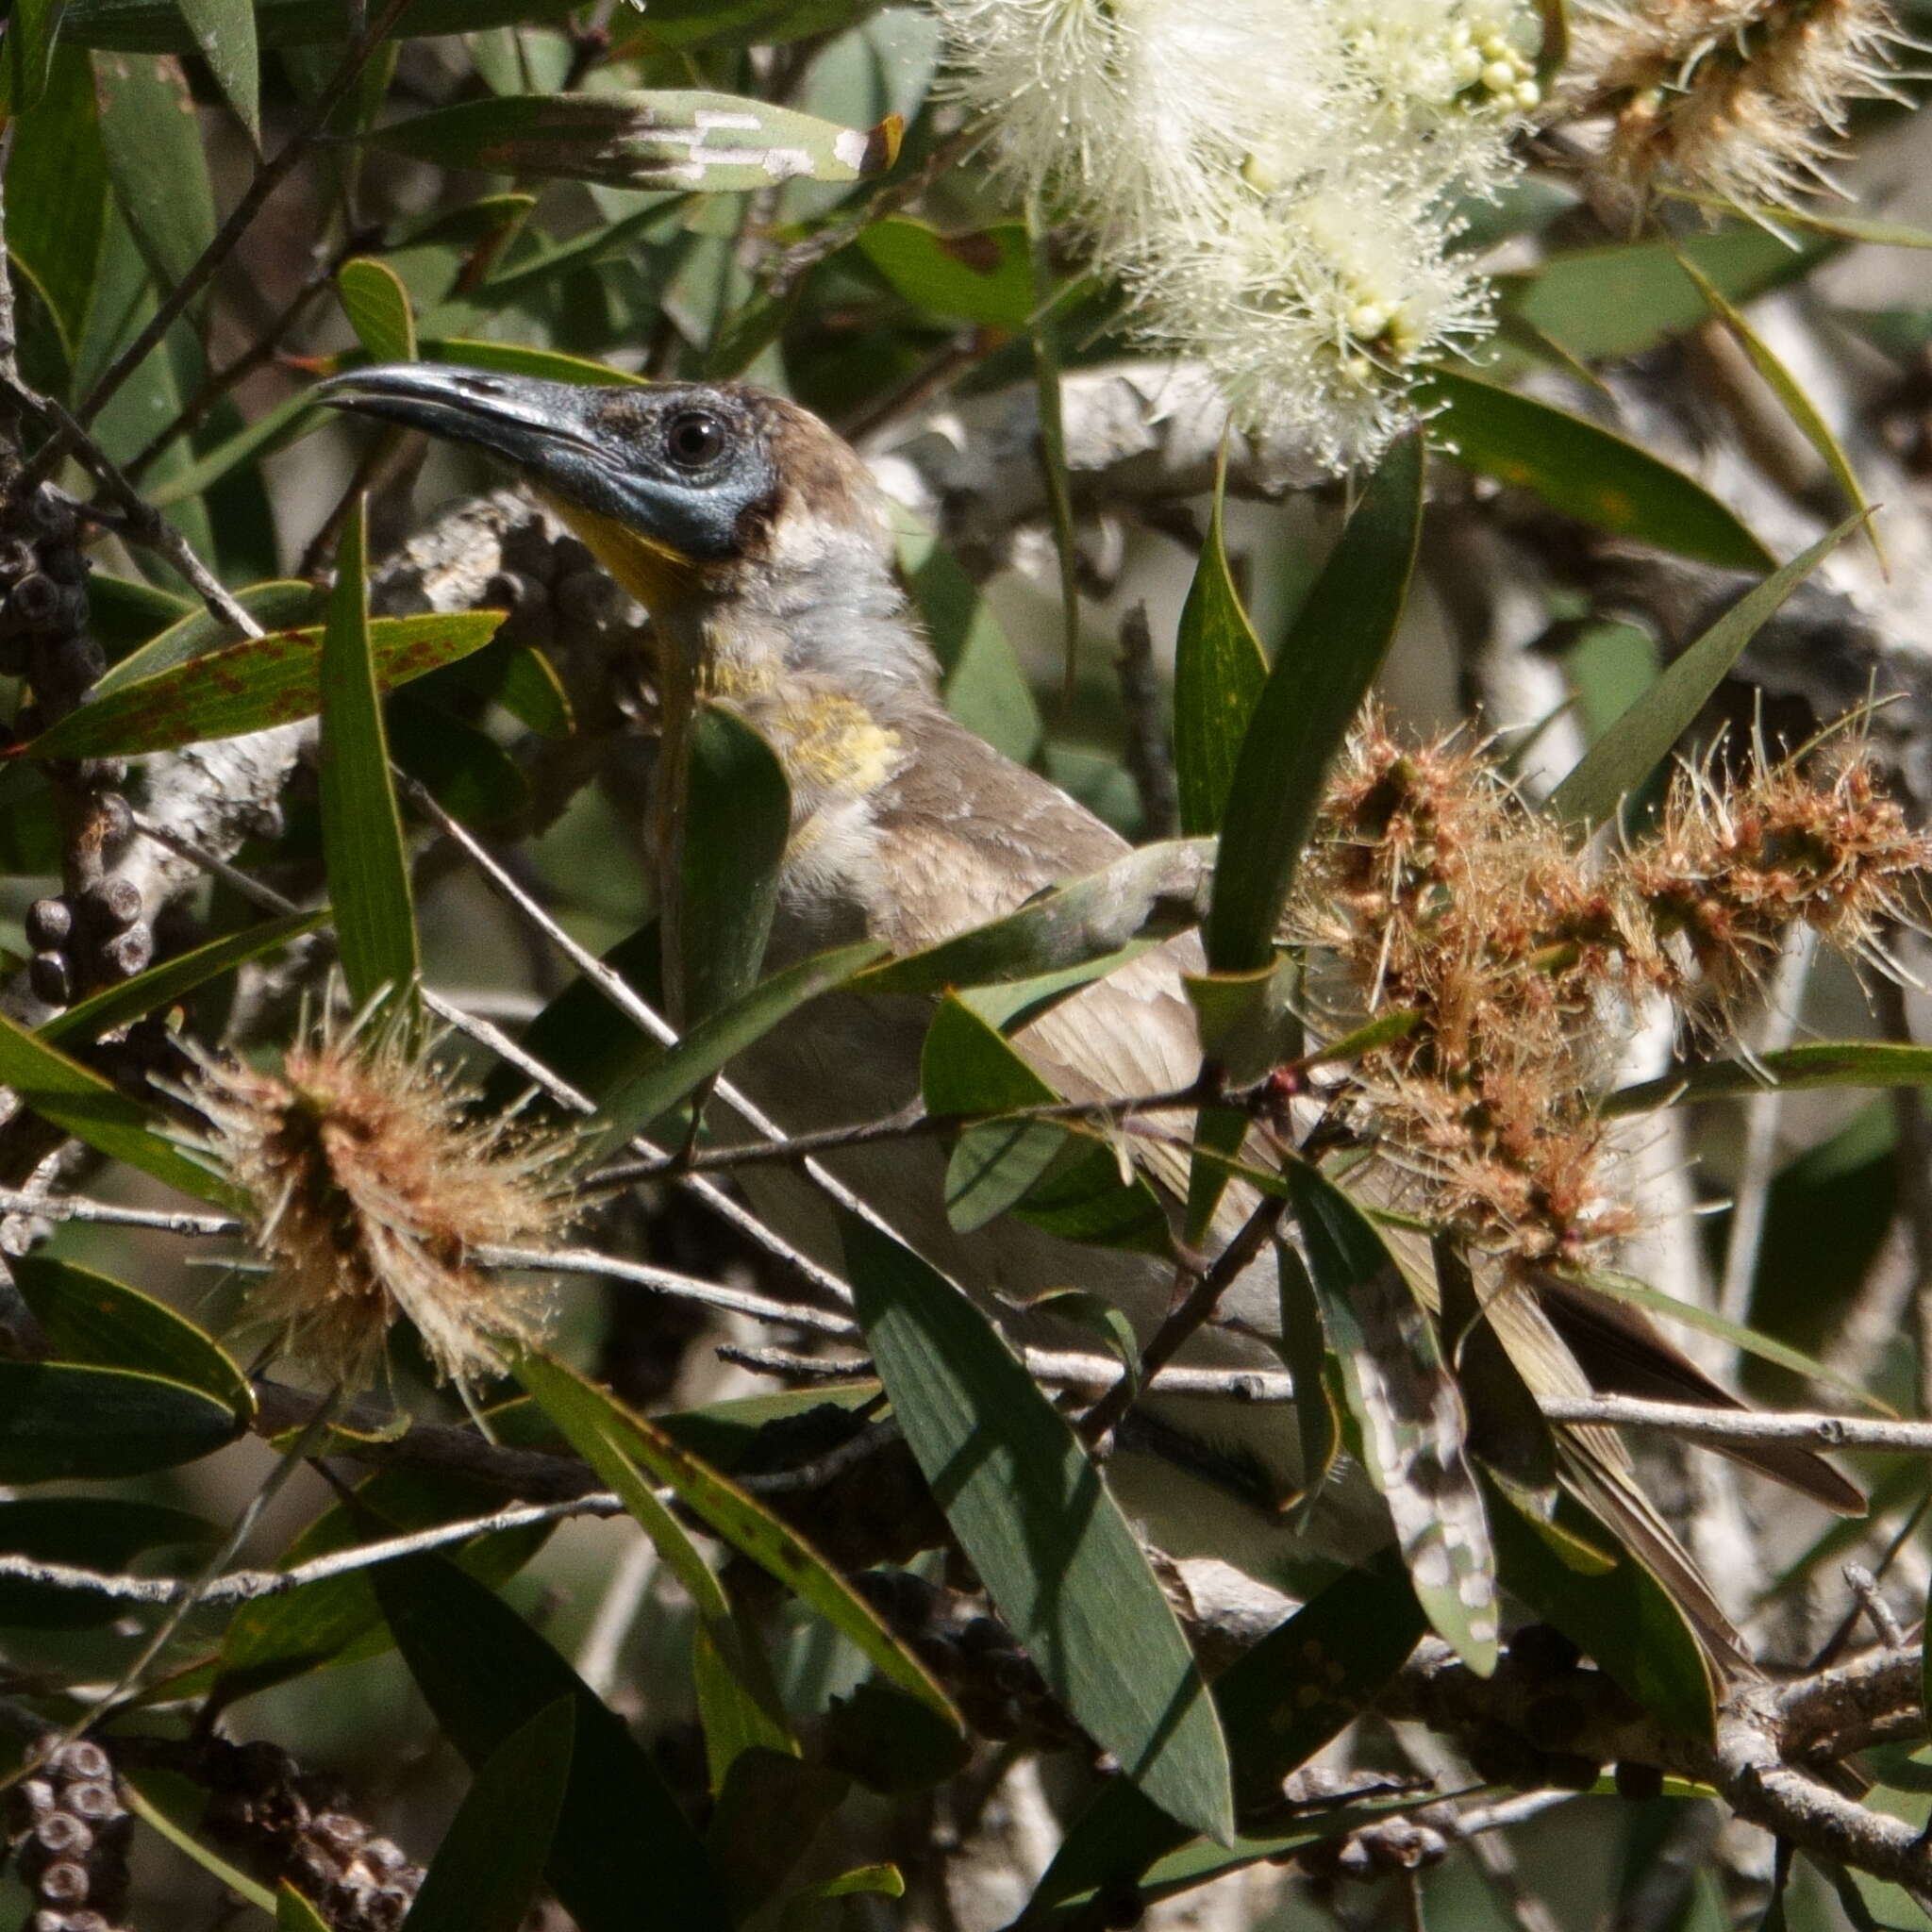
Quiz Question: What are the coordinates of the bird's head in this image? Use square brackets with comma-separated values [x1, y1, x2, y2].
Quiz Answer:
[316, 364, 923, 708]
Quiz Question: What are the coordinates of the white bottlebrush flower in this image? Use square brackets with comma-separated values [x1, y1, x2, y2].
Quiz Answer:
[929, 0, 1544, 470]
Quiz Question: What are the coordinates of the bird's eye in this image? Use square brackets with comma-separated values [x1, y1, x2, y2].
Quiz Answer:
[665, 409, 728, 470]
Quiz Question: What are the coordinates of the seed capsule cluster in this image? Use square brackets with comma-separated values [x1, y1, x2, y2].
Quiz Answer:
[197, 1738, 422, 1932]
[6, 1739, 133, 1932]
[0, 464, 146, 1009]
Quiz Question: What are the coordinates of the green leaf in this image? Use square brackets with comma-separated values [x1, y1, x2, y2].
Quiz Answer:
[1485, 1475, 1716, 1740]
[0, 1009, 237, 1206]
[121, 1776, 278, 1915]
[420, 335, 649, 387]
[0, 1497, 214, 1627]
[276, 1883, 332, 1932]
[577, 939, 885, 1167]
[12, 1253, 254, 1417]
[1546, 513, 1861, 835]
[8, 0, 68, 108]
[1426, 370, 1774, 572]
[41, 909, 325, 1048]
[0, 1360, 243, 1479]
[215, 1467, 556, 1704]
[390, 695, 529, 825]
[92, 51, 215, 296]
[338, 256, 417, 363]
[369, 91, 902, 193]
[1173, 462, 1268, 837]
[319, 498, 419, 1006]
[7, 44, 108, 354]
[515, 1355, 795, 1792]
[858, 218, 1034, 327]
[1607, 1041, 1932, 1113]
[1207, 433, 1424, 974]
[1023, 1556, 1424, 1925]
[406, 1698, 575, 1932]
[515, 1352, 960, 1736]
[25, 609, 504, 758]
[92, 580, 325, 696]
[675, 704, 791, 1027]
[174, 0, 257, 141]
[921, 996, 1169, 1249]
[445, 637, 573, 739]
[1500, 225, 1824, 363]
[61, 0, 855, 51]
[1674, 252, 1877, 562]
[375, 1556, 731, 1932]
[1290, 1163, 1499, 1674]
[841, 1213, 1234, 1843]
[858, 839, 1213, 997]
[144, 391, 324, 508]
[62, 0, 558, 49]
[1274, 1244, 1341, 1526]
[1567, 1267, 1885, 1412]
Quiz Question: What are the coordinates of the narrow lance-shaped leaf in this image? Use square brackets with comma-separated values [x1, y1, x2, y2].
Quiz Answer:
[1289, 1162, 1500, 1674]
[515, 1353, 796, 1793]
[25, 609, 504, 759]
[368, 91, 902, 193]
[1023, 1555, 1425, 1926]
[375, 1556, 732, 1932]
[921, 995, 1170, 1251]
[318, 497, 419, 1007]
[0, 1361, 243, 1481]
[577, 939, 886, 1168]
[842, 1212, 1236, 1844]
[675, 704, 791, 1027]
[1174, 452, 1268, 838]
[92, 51, 215, 298]
[1426, 369, 1774, 572]
[1207, 434, 1424, 975]
[92, 580, 324, 697]
[174, 0, 258, 142]
[41, 908, 325, 1049]
[0, 1009, 239, 1208]
[7, 45, 108, 354]
[1607, 1041, 1932, 1113]
[1547, 512, 1862, 836]
[1675, 249, 1878, 564]
[859, 839, 1214, 997]
[403, 1697, 575, 1932]
[515, 1351, 960, 1736]
[277, 1886, 331, 1932]
[13, 1253, 254, 1418]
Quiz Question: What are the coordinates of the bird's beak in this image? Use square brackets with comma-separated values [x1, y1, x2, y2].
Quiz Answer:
[315, 363, 704, 611]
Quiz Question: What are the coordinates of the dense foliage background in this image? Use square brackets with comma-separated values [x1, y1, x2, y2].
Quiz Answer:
[6, 1, 1932, 1928]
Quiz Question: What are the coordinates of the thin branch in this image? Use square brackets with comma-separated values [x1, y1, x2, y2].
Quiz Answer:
[395, 770, 933, 1297]
[1079, 1190, 1290, 1445]
[585, 1079, 1211, 1189]
[475, 1241, 858, 1339]
[0, 1188, 240, 1237]
[1541, 1393, 1932, 1454]
[75, 0, 416, 427]
[131, 813, 302, 918]
[0, 1493, 627, 1608]
[0, 380, 263, 639]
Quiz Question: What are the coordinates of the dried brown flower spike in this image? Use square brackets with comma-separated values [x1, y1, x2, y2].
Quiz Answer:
[188, 1005, 574, 1392]
[1554, 0, 1910, 217]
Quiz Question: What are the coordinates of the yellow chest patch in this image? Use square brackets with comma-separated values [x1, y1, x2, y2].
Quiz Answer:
[763, 692, 902, 798]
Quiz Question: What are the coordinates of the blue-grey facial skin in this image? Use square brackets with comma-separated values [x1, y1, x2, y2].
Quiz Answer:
[315, 366, 777, 562]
